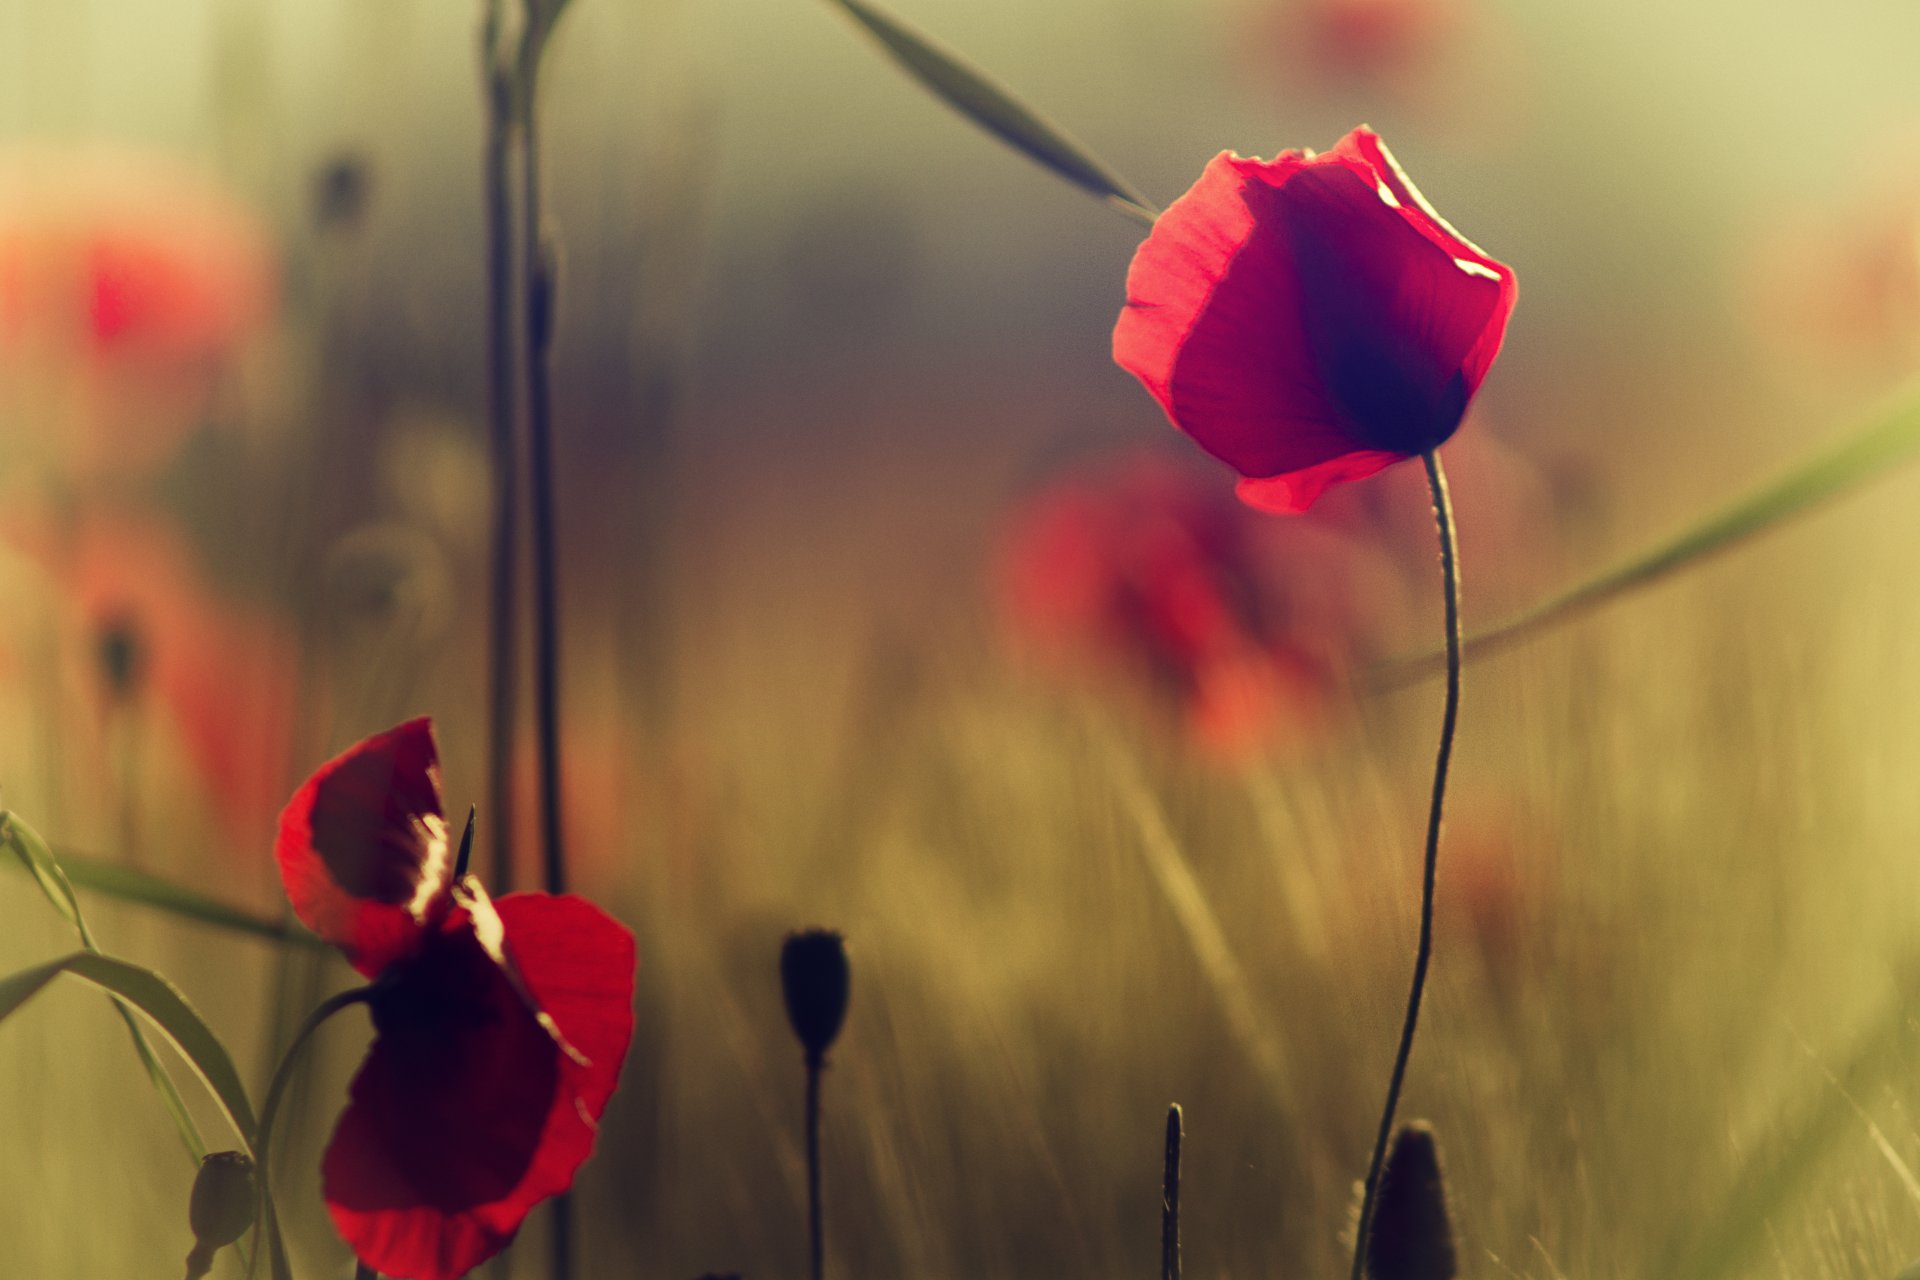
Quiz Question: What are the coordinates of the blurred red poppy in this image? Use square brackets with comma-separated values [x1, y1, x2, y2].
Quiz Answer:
[275, 718, 636, 1280]
[7, 507, 296, 851]
[996, 453, 1406, 757]
[0, 145, 274, 476]
[1113, 127, 1517, 513]
[1744, 172, 1920, 379]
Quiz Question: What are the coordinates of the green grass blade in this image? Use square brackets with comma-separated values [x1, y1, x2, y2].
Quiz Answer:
[2, 813, 213, 1159]
[0, 811, 85, 936]
[1657, 965, 1920, 1280]
[1, 810, 320, 947]
[0, 951, 258, 1151]
[1374, 380, 1920, 686]
[820, 0, 1159, 225]
[52, 850, 324, 948]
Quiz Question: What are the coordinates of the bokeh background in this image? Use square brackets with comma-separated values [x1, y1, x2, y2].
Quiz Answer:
[5, 0, 1920, 1275]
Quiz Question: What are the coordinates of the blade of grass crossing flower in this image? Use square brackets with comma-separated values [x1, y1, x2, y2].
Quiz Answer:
[0, 951, 258, 1149]
[2, 813, 210, 1159]
[821, 0, 1159, 225]
[2, 813, 318, 947]
[54, 849, 325, 947]
[1376, 381, 1920, 686]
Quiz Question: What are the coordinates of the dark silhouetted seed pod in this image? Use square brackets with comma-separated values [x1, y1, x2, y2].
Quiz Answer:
[1366, 1123, 1457, 1280]
[184, 1150, 256, 1279]
[95, 614, 145, 700]
[781, 929, 850, 1066]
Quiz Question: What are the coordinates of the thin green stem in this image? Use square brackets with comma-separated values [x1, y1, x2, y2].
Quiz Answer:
[805, 1056, 825, 1280]
[246, 986, 373, 1280]
[1349, 449, 1461, 1280]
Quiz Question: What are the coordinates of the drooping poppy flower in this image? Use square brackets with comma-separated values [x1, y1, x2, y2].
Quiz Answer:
[275, 718, 636, 1280]
[1113, 127, 1517, 513]
[995, 452, 1408, 756]
[0, 144, 274, 477]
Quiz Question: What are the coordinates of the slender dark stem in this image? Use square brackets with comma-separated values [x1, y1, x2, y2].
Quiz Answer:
[246, 987, 374, 1280]
[1348, 449, 1462, 1280]
[1161, 1104, 1182, 1280]
[520, 70, 567, 904]
[480, 0, 519, 898]
[805, 1056, 825, 1280]
[518, 59, 576, 1280]
[354, 1265, 379, 1280]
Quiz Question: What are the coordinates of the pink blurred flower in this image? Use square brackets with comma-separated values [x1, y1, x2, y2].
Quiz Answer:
[995, 453, 1406, 757]
[0, 145, 275, 476]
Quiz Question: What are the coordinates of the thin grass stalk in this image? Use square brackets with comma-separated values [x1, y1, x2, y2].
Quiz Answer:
[1093, 722, 1293, 1105]
[519, 62, 568, 906]
[1162, 1103, 1182, 1280]
[1349, 450, 1462, 1280]
[518, 54, 575, 1280]
[480, 0, 520, 897]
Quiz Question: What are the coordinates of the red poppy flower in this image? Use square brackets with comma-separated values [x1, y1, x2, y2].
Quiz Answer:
[1113, 127, 1517, 513]
[995, 453, 1407, 756]
[275, 718, 636, 1280]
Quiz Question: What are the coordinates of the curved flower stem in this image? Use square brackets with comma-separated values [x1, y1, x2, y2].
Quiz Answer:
[245, 986, 374, 1280]
[353, 1265, 379, 1280]
[1348, 449, 1461, 1280]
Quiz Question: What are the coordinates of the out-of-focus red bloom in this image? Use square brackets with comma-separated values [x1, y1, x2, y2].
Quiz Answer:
[276, 718, 636, 1280]
[1271, 0, 1461, 80]
[996, 453, 1406, 757]
[8, 507, 296, 850]
[0, 145, 274, 476]
[1744, 176, 1920, 378]
[1113, 127, 1517, 513]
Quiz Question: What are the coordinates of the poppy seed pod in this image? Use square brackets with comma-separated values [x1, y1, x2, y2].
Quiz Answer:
[780, 929, 851, 1066]
[1365, 1122, 1457, 1280]
[184, 1150, 255, 1279]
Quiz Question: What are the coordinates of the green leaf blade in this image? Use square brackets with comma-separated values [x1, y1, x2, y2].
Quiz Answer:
[0, 951, 258, 1151]
[1376, 379, 1920, 685]
[823, 0, 1159, 225]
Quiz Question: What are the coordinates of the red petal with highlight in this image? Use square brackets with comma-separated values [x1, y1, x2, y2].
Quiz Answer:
[1113, 127, 1516, 511]
[274, 718, 452, 977]
[321, 895, 636, 1280]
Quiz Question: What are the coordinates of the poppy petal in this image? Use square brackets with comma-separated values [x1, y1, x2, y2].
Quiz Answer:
[321, 906, 561, 1279]
[1113, 130, 1516, 511]
[319, 896, 636, 1280]
[275, 718, 452, 977]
